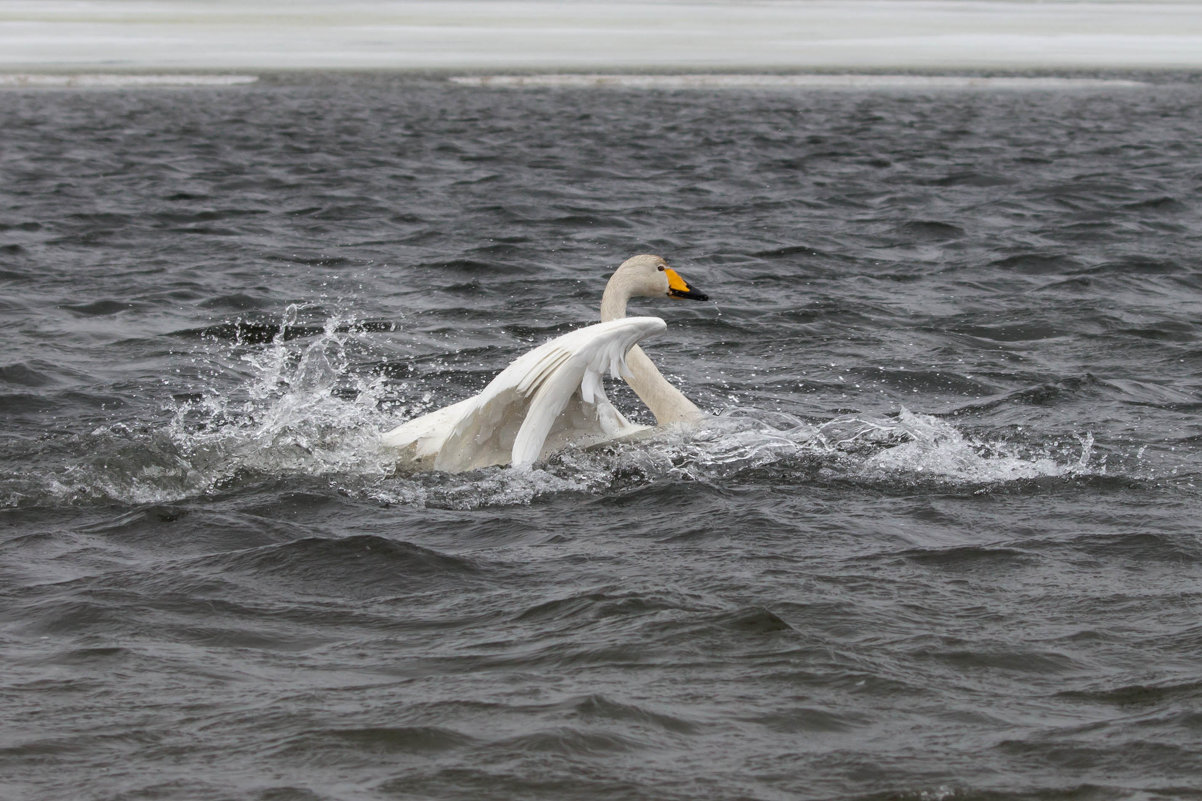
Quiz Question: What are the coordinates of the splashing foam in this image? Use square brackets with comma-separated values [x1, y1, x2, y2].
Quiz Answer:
[374, 406, 1096, 508]
[537, 407, 1096, 494]
[858, 409, 1094, 485]
[16, 306, 1096, 510]
[163, 304, 396, 484]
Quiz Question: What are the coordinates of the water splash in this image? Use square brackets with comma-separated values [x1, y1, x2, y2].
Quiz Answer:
[4, 305, 1104, 511]
[859, 408, 1095, 485]
[1, 305, 401, 508]
[654, 407, 1093, 489]
[158, 304, 401, 492]
[382, 407, 1100, 509]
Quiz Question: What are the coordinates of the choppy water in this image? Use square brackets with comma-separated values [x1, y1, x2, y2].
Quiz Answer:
[2, 71, 1202, 801]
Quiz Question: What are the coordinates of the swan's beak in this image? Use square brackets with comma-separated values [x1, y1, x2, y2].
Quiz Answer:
[665, 268, 709, 301]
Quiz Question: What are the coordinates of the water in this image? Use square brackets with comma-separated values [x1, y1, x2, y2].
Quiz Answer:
[2, 71, 1202, 801]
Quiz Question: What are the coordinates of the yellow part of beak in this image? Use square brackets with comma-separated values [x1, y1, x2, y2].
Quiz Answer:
[665, 267, 709, 301]
[665, 268, 690, 293]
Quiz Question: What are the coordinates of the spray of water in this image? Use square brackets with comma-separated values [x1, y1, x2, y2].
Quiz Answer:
[165, 304, 395, 483]
[4, 306, 1105, 510]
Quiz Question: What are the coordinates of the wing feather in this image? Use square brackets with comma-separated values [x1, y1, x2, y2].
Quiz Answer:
[508, 317, 665, 467]
[400, 316, 666, 471]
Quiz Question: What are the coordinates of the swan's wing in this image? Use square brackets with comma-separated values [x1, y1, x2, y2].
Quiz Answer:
[508, 317, 666, 467]
[431, 316, 667, 471]
[379, 396, 477, 463]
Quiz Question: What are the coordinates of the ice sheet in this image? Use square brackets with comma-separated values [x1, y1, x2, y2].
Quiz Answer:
[1, 1, 1200, 72]
[448, 74, 1151, 90]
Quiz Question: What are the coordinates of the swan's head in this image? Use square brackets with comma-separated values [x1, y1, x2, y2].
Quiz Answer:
[613, 254, 709, 302]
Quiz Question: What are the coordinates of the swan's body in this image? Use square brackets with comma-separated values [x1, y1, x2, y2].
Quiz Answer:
[382, 255, 708, 471]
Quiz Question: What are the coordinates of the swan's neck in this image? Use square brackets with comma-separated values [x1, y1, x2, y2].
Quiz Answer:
[599, 280, 629, 324]
[600, 275, 703, 426]
[623, 345, 703, 425]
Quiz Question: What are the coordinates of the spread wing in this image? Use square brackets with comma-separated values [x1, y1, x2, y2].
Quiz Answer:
[381, 316, 666, 472]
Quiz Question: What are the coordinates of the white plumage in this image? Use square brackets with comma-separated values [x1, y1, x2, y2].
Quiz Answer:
[382, 317, 664, 471]
[381, 255, 709, 472]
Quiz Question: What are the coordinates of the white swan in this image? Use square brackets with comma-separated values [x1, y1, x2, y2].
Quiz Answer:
[381, 254, 710, 472]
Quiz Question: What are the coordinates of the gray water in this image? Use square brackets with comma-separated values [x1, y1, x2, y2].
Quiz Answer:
[2, 72, 1202, 801]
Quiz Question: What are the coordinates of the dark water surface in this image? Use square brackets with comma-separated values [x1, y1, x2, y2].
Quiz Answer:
[3, 72, 1202, 801]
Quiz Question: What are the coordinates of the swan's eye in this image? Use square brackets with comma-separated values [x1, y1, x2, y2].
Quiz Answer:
[657, 265, 665, 271]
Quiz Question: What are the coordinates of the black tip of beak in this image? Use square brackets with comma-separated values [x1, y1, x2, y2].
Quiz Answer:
[669, 288, 709, 301]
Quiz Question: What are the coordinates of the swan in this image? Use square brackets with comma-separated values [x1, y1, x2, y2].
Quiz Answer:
[381, 254, 710, 472]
